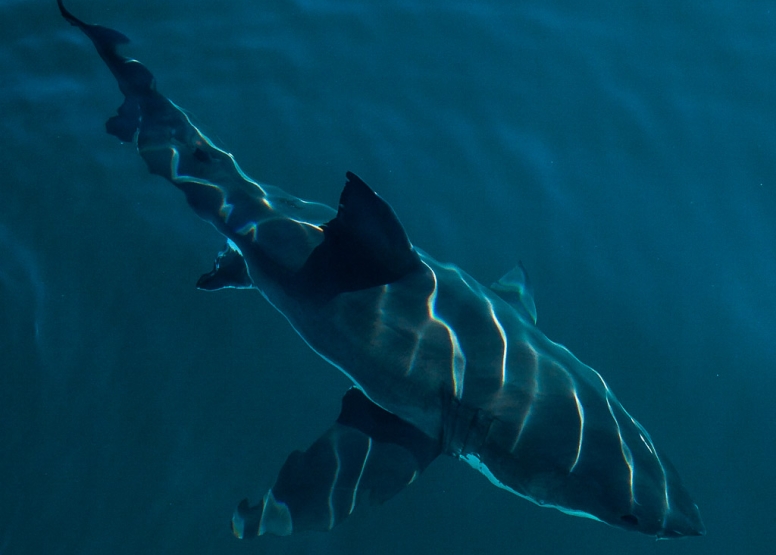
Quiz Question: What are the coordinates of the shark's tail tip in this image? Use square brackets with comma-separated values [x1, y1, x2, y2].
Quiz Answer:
[57, 0, 82, 28]
[58, 0, 132, 47]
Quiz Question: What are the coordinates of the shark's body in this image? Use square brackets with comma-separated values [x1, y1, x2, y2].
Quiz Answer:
[59, 1, 704, 540]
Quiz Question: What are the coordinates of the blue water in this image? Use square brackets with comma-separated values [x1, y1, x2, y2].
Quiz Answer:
[2, 0, 775, 553]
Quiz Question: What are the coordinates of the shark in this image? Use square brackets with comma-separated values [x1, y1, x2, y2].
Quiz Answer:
[58, 1, 704, 540]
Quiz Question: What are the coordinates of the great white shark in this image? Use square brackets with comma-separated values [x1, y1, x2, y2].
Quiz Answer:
[59, 1, 704, 540]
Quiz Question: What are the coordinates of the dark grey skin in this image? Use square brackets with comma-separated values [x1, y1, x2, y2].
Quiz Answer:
[59, 1, 704, 540]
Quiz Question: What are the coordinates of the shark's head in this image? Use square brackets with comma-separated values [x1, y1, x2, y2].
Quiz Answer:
[645, 470, 705, 538]
[603, 451, 705, 538]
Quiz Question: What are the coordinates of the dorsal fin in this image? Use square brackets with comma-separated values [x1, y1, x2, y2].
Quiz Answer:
[490, 261, 537, 324]
[295, 172, 422, 299]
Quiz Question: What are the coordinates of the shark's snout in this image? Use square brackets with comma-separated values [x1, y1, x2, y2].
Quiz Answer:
[658, 501, 706, 538]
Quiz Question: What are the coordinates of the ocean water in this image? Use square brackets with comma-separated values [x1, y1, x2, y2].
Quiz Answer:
[2, 0, 774, 554]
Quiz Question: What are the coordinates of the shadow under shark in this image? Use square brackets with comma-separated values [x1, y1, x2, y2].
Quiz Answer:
[58, 0, 704, 540]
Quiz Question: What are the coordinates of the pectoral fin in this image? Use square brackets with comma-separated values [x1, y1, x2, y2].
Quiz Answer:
[490, 261, 537, 324]
[232, 388, 440, 538]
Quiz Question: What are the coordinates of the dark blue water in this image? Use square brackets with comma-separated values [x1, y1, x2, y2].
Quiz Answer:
[2, 0, 774, 553]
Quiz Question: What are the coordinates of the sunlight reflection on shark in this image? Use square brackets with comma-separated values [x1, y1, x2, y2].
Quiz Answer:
[58, 0, 704, 540]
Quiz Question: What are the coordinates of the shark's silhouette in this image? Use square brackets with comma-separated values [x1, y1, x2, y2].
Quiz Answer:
[59, 1, 704, 540]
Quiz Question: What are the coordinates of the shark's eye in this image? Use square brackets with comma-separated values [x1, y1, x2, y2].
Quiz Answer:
[620, 514, 639, 526]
